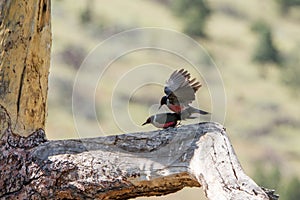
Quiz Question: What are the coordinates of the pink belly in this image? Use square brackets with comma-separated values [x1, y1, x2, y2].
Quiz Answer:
[163, 121, 176, 128]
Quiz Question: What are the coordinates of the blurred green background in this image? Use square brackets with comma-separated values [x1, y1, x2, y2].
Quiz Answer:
[47, 0, 300, 199]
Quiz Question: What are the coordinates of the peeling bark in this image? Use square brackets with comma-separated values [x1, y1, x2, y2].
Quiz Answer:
[0, 122, 277, 200]
[0, 0, 51, 137]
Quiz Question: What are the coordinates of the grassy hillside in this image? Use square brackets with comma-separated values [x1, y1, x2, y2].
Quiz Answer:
[48, 0, 300, 199]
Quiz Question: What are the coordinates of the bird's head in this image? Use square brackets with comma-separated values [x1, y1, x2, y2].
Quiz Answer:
[159, 96, 168, 109]
[142, 117, 152, 126]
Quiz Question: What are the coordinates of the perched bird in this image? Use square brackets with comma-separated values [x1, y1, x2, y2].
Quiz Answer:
[142, 113, 181, 129]
[159, 69, 209, 118]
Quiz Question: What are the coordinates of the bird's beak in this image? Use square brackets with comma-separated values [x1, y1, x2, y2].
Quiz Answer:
[158, 105, 162, 110]
[142, 117, 151, 126]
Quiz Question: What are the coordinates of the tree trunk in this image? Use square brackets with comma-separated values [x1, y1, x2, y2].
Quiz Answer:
[0, 122, 278, 200]
[0, 0, 51, 137]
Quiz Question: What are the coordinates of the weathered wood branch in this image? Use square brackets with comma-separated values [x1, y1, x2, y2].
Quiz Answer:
[0, 122, 276, 200]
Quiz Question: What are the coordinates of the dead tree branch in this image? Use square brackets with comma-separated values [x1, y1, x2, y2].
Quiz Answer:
[0, 122, 275, 200]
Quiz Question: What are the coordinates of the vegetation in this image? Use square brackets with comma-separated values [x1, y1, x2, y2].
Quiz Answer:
[284, 177, 300, 200]
[172, 0, 210, 37]
[254, 164, 281, 191]
[281, 50, 300, 95]
[80, 0, 94, 24]
[251, 21, 281, 65]
[254, 164, 300, 200]
[275, 0, 300, 14]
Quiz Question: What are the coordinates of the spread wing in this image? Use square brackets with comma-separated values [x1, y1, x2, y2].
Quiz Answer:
[164, 69, 202, 104]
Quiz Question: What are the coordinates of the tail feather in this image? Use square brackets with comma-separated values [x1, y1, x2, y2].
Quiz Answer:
[187, 106, 210, 115]
[180, 106, 210, 120]
[197, 109, 210, 115]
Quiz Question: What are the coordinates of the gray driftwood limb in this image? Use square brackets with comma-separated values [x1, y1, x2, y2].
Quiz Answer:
[0, 122, 275, 200]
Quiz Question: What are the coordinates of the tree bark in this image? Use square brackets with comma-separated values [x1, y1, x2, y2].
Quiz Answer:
[0, 0, 51, 137]
[0, 122, 277, 200]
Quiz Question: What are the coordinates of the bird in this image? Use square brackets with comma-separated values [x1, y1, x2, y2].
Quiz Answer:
[159, 68, 209, 118]
[142, 113, 181, 129]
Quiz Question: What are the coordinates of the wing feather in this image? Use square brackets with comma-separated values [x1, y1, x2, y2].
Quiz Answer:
[165, 69, 191, 92]
[164, 69, 202, 104]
